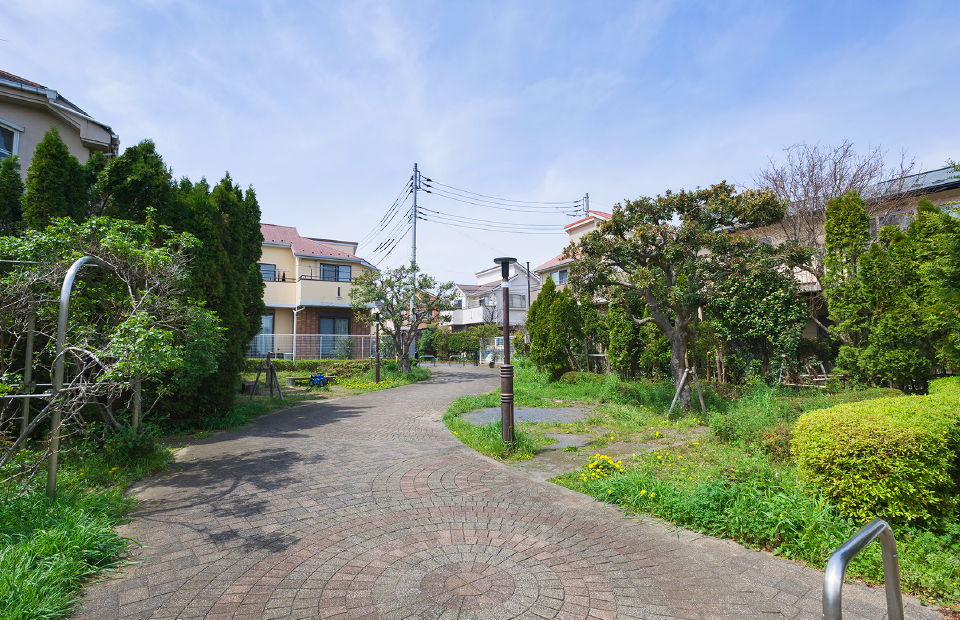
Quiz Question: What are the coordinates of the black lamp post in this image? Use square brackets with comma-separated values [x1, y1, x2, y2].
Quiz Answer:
[494, 257, 516, 444]
[373, 301, 384, 384]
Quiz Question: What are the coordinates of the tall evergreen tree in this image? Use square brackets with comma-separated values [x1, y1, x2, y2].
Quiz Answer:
[0, 155, 25, 236]
[822, 190, 872, 381]
[858, 226, 931, 391]
[527, 277, 558, 372]
[22, 126, 89, 228]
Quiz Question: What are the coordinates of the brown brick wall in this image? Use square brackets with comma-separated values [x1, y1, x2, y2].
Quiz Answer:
[294, 307, 370, 335]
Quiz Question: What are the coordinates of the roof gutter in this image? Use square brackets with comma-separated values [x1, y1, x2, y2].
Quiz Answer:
[0, 77, 118, 139]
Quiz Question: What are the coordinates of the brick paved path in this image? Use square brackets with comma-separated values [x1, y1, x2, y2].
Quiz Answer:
[76, 366, 943, 620]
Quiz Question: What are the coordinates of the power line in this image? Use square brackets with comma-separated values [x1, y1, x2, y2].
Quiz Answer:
[424, 179, 580, 205]
[418, 207, 567, 229]
[423, 186, 582, 214]
[358, 178, 413, 248]
[418, 213, 567, 235]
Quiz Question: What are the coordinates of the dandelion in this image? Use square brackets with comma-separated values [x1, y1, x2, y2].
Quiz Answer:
[640, 489, 647, 495]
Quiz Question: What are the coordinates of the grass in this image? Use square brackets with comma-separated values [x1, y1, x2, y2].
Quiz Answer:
[0, 431, 174, 620]
[442, 413, 546, 460]
[445, 358, 960, 607]
[0, 359, 432, 619]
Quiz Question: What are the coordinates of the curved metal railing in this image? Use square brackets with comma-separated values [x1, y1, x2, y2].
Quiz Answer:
[823, 518, 904, 620]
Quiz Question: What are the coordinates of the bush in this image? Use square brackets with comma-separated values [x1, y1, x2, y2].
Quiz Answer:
[559, 371, 605, 384]
[243, 358, 373, 375]
[793, 377, 960, 522]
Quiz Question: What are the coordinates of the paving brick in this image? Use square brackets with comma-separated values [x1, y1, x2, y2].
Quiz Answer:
[74, 366, 946, 620]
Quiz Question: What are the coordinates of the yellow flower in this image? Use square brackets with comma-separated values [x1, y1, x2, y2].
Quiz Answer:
[650, 493, 655, 498]
[640, 489, 647, 495]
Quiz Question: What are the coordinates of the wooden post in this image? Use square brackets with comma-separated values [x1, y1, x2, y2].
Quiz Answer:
[691, 367, 707, 415]
[668, 368, 690, 416]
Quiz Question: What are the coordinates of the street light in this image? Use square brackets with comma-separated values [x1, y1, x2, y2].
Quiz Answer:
[493, 257, 516, 444]
[373, 301, 384, 384]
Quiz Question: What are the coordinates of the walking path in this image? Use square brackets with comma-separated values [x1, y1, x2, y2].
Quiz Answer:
[77, 366, 943, 620]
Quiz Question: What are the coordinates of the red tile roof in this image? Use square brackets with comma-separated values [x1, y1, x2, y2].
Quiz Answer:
[563, 210, 612, 231]
[261, 223, 362, 260]
[534, 252, 572, 272]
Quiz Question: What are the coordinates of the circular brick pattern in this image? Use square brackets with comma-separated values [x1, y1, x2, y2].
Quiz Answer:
[424, 563, 514, 606]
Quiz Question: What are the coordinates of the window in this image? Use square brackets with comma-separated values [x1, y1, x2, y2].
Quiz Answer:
[258, 263, 277, 281]
[553, 269, 568, 285]
[455, 299, 462, 310]
[0, 124, 19, 162]
[509, 294, 525, 308]
[309, 263, 352, 282]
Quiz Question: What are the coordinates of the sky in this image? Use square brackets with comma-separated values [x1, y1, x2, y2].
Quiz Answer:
[3, 0, 959, 283]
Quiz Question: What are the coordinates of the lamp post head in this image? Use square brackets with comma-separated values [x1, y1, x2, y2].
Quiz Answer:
[493, 257, 517, 281]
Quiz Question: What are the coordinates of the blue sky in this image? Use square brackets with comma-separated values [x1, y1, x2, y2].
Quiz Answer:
[3, 0, 959, 282]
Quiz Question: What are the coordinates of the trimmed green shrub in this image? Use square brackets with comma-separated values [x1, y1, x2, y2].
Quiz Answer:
[243, 358, 373, 375]
[793, 377, 960, 522]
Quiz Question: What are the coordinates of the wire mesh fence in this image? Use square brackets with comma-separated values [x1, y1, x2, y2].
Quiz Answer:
[245, 334, 395, 361]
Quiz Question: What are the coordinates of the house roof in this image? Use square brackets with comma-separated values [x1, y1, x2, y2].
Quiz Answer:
[534, 252, 572, 272]
[261, 223, 371, 264]
[563, 210, 612, 231]
[457, 282, 500, 295]
[1, 69, 97, 119]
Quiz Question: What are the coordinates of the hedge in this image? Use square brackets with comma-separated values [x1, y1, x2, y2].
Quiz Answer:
[243, 358, 373, 376]
[793, 377, 960, 522]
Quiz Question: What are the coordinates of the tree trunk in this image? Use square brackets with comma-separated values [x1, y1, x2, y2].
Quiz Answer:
[669, 334, 692, 410]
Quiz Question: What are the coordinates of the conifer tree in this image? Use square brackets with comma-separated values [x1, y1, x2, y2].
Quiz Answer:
[0, 155, 24, 236]
[22, 126, 89, 228]
[527, 276, 558, 372]
[822, 190, 872, 381]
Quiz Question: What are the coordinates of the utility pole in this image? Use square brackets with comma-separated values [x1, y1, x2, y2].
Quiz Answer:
[409, 163, 419, 361]
[584, 193, 589, 217]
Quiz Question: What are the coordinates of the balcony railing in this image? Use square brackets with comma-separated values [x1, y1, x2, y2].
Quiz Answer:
[464, 295, 526, 310]
[246, 334, 395, 360]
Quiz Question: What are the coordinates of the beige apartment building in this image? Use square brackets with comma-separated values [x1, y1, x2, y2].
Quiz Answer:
[250, 224, 379, 359]
[0, 69, 118, 170]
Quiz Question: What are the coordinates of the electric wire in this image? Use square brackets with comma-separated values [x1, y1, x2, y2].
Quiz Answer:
[358, 178, 413, 248]
[418, 213, 567, 235]
[423, 185, 581, 214]
[418, 207, 565, 229]
[424, 178, 580, 205]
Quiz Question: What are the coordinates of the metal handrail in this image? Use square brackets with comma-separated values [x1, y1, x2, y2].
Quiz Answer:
[823, 519, 904, 620]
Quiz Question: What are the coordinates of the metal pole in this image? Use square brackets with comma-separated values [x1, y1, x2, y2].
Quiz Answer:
[375, 321, 381, 384]
[20, 304, 36, 437]
[48, 255, 111, 499]
[823, 519, 904, 620]
[495, 258, 516, 444]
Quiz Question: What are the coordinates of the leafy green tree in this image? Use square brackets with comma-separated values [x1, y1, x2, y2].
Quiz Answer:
[22, 126, 91, 228]
[571, 182, 804, 408]
[0, 155, 25, 236]
[708, 252, 807, 377]
[349, 262, 458, 373]
[0, 217, 224, 475]
[822, 190, 872, 381]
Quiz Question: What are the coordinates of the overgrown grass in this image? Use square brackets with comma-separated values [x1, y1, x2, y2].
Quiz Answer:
[0, 431, 174, 620]
[556, 437, 960, 606]
[442, 413, 545, 460]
